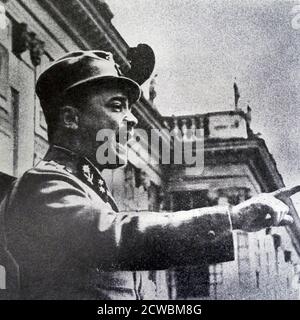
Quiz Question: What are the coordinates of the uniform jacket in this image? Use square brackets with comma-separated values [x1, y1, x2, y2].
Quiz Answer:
[3, 146, 234, 300]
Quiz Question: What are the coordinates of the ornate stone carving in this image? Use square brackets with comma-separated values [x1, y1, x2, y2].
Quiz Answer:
[28, 32, 45, 67]
[12, 22, 45, 66]
[149, 74, 157, 102]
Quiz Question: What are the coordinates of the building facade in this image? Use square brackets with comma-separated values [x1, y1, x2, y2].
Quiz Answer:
[0, 0, 300, 300]
[163, 112, 300, 299]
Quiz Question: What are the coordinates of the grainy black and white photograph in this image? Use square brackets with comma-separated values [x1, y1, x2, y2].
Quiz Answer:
[0, 0, 300, 306]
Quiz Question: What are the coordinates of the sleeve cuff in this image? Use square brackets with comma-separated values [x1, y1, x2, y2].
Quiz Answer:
[193, 205, 235, 265]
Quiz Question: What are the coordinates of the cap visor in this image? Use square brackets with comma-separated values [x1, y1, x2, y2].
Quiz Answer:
[65, 75, 141, 103]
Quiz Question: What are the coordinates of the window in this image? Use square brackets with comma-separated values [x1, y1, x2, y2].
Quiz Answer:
[266, 252, 270, 275]
[254, 239, 261, 288]
[210, 264, 223, 299]
[167, 270, 177, 300]
[0, 265, 5, 289]
[255, 239, 261, 270]
[256, 271, 260, 289]
[35, 53, 52, 141]
[284, 251, 292, 263]
[0, 43, 8, 100]
[148, 270, 156, 283]
[11, 87, 19, 175]
[210, 264, 223, 285]
[237, 231, 250, 283]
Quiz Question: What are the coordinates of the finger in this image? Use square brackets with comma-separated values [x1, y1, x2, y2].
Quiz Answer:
[263, 215, 293, 228]
[263, 197, 289, 225]
[278, 215, 294, 226]
[273, 199, 290, 225]
[271, 185, 300, 199]
[278, 205, 290, 224]
[266, 211, 280, 226]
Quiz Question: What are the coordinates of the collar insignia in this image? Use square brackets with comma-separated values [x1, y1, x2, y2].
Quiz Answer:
[78, 159, 110, 204]
[48, 145, 119, 212]
[82, 164, 94, 185]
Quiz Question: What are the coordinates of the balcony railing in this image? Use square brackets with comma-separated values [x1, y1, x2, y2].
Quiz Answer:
[163, 110, 250, 141]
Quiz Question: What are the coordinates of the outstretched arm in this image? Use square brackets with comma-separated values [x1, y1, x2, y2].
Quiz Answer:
[7, 170, 234, 271]
[8, 170, 296, 272]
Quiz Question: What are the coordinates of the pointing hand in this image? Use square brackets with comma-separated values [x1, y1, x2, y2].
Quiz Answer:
[230, 186, 299, 232]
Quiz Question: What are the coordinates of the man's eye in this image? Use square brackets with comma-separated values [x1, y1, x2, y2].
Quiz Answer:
[110, 104, 123, 112]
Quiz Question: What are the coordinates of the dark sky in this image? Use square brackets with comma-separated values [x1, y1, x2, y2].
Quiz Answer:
[108, 0, 300, 211]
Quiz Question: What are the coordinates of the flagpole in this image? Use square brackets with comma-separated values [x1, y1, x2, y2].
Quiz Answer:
[233, 81, 240, 110]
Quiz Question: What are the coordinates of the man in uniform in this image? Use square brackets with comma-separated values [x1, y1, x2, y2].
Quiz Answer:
[2, 50, 296, 300]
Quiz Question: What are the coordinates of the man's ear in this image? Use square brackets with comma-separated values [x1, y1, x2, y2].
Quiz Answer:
[60, 106, 79, 130]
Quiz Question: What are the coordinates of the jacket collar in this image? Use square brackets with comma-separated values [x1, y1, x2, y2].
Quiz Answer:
[44, 145, 119, 212]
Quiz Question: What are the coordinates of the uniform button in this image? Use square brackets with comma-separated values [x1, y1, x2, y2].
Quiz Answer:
[208, 230, 216, 239]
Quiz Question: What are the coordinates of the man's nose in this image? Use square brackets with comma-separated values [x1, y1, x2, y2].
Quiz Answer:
[124, 110, 138, 128]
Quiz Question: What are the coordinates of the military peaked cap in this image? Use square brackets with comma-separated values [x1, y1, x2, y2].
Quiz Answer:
[36, 50, 141, 105]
